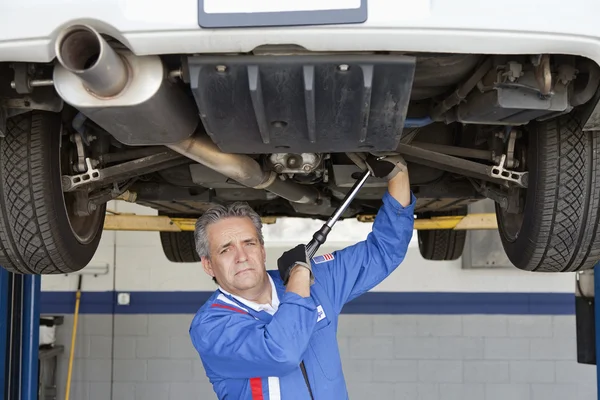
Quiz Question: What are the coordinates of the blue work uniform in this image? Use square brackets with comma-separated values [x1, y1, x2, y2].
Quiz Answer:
[189, 190, 416, 399]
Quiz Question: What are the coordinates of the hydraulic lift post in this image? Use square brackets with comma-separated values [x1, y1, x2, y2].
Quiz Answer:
[0, 269, 40, 400]
[576, 263, 600, 396]
[594, 262, 600, 399]
[22, 275, 40, 400]
[0, 268, 8, 398]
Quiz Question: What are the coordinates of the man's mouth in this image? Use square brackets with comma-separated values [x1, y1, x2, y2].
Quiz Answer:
[235, 268, 252, 276]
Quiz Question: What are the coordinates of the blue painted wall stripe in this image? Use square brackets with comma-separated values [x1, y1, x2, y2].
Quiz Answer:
[39, 291, 576, 315]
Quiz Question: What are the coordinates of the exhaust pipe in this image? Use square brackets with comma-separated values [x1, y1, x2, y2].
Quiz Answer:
[54, 25, 320, 205]
[55, 25, 128, 98]
[168, 135, 319, 204]
[53, 24, 199, 146]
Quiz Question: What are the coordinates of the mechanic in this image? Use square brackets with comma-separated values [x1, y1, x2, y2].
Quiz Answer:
[189, 155, 415, 399]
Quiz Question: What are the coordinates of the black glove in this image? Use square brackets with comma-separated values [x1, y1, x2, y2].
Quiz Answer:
[364, 154, 407, 180]
[277, 244, 313, 284]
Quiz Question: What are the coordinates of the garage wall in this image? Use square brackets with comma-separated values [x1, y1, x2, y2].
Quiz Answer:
[40, 201, 596, 400]
[49, 313, 595, 400]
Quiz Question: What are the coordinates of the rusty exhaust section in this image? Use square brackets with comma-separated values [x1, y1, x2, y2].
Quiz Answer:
[168, 135, 319, 204]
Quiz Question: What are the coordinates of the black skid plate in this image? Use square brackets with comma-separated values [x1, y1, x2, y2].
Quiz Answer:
[187, 54, 416, 154]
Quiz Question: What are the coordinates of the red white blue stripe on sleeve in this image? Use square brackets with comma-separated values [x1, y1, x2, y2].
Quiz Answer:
[250, 377, 281, 400]
[312, 253, 335, 264]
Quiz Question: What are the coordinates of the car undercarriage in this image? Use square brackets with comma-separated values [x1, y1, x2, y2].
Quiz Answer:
[2, 23, 600, 275]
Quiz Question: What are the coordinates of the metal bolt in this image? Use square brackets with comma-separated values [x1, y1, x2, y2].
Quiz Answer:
[169, 69, 183, 79]
[274, 165, 284, 173]
[10, 79, 53, 89]
[302, 165, 312, 172]
[88, 203, 97, 212]
[215, 65, 227, 73]
[338, 64, 349, 71]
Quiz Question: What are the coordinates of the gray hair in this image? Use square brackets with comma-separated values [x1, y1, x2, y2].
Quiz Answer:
[194, 202, 264, 260]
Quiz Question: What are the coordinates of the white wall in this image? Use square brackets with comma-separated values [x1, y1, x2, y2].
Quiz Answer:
[42, 201, 577, 294]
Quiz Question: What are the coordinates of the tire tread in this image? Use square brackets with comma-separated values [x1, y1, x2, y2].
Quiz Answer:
[160, 231, 201, 263]
[499, 113, 600, 272]
[418, 209, 467, 261]
[0, 111, 104, 274]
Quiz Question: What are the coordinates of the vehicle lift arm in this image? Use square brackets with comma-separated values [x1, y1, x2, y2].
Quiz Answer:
[102, 212, 499, 232]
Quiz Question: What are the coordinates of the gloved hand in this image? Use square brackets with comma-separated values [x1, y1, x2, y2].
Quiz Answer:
[364, 154, 408, 180]
[277, 244, 314, 285]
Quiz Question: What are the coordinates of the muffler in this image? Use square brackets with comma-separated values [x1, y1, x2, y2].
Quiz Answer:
[53, 25, 319, 205]
[53, 24, 199, 146]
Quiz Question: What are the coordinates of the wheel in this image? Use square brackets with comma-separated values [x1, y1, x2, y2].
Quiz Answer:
[160, 231, 201, 263]
[0, 111, 105, 274]
[496, 112, 600, 272]
[417, 209, 467, 261]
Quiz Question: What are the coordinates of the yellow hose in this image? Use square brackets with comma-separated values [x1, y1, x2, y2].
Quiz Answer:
[65, 279, 82, 400]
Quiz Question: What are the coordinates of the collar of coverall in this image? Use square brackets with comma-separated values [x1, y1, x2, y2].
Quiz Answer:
[217, 274, 280, 315]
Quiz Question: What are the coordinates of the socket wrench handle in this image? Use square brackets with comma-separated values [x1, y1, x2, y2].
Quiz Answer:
[306, 170, 371, 258]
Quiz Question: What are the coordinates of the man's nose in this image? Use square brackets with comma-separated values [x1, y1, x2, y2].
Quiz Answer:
[235, 246, 248, 263]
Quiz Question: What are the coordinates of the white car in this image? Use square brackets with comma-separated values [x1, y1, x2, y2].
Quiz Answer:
[1, 0, 600, 275]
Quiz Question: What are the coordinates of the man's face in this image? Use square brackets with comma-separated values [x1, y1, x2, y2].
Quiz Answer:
[201, 217, 267, 293]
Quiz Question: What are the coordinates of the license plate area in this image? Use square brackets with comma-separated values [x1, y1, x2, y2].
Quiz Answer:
[198, 0, 367, 28]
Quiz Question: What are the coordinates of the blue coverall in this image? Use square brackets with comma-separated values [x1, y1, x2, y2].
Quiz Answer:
[190, 190, 416, 399]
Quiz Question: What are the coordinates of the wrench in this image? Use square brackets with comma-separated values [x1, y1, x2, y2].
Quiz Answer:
[306, 169, 372, 258]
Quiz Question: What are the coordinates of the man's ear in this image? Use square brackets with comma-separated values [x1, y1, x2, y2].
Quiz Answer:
[201, 256, 214, 278]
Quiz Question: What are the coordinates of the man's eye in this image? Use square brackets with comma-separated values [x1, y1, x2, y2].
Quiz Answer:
[220, 248, 229, 254]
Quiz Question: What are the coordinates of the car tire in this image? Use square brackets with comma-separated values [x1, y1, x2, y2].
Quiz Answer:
[160, 231, 201, 263]
[417, 209, 467, 261]
[496, 112, 600, 272]
[0, 111, 105, 274]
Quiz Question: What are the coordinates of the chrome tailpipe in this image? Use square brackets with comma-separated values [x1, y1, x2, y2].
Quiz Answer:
[53, 24, 319, 205]
[168, 135, 319, 205]
[55, 25, 128, 98]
